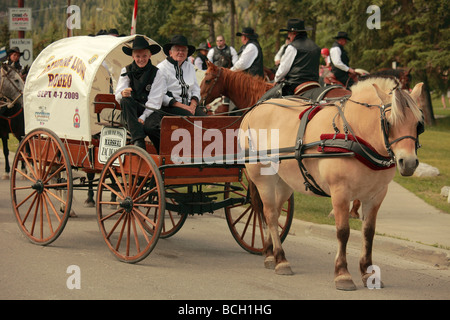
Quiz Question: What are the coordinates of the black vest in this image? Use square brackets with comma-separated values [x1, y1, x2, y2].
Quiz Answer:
[125, 62, 158, 104]
[212, 45, 233, 68]
[331, 41, 350, 76]
[284, 35, 321, 85]
[238, 39, 264, 78]
[197, 52, 208, 70]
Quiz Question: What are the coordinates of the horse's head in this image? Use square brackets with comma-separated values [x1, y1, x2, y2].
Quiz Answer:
[373, 81, 424, 176]
[200, 61, 224, 105]
[0, 64, 24, 109]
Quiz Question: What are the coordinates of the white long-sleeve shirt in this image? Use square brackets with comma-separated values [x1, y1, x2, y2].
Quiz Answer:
[230, 43, 258, 72]
[274, 45, 297, 83]
[115, 66, 166, 122]
[330, 46, 349, 72]
[157, 58, 200, 106]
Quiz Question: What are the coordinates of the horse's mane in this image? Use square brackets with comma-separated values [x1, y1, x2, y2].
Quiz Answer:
[351, 76, 423, 125]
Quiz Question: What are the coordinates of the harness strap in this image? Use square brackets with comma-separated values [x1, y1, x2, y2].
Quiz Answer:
[294, 105, 330, 197]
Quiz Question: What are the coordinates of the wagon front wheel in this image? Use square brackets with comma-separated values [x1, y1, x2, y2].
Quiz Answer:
[96, 146, 165, 263]
[10, 128, 73, 245]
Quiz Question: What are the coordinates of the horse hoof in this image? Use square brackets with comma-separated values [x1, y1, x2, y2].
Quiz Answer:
[275, 262, 293, 275]
[335, 275, 357, 291]
[69, 211, 78, 218]
[264, 256, 276, 269]
[84, 200, 95, 208]
[2, 174, 9, 180]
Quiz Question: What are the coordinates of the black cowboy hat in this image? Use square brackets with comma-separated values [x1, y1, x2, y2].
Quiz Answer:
[279, 18, 312, 32]
[334, 31, 352, 41]
[7, 47, 22, 56]
[236, 27, 259, 39]
[163, 35, 196, 57]
[122, 35, 161, 56]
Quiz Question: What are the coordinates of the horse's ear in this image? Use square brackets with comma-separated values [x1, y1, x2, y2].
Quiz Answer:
[410, 82, 424, 104]
[206, 60, 214, 69]
[372, 83, 390, 105]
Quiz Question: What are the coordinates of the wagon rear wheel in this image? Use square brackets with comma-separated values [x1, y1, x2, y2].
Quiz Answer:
[96, 146, 165, 263]
[224, 169, 293, 255]
[10, 128, 73, 245]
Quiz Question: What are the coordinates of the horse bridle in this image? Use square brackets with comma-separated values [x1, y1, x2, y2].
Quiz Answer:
[348, 98, 423, 160]
[0, 65, 24, 109]
[200, 67, 222, 107]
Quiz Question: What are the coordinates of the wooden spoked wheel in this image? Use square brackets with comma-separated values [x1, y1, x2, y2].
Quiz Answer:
[96, 146, 165, 263]
[159, 186, 188, 238]
[10, 128, 73, 245]
[224, 169, 294, 255]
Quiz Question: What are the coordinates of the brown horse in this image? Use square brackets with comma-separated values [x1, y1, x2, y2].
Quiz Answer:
[200, 61, 274, 111]
[239, 77, 424, 290]
[200, 61, 351, 112]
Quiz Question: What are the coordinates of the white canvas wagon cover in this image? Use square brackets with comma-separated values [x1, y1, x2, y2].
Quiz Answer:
[23, 34, 165, 142]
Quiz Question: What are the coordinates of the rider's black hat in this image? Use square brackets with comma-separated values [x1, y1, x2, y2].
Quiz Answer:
[236, 27, 259, 39]
[163, 35, 196, 57]
[122, 35, 161, 56]
[333, 31, 352, 41]
[279, 19, 312, 32]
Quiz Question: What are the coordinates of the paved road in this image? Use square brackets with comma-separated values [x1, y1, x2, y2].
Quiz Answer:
[1, 177, 449, 302]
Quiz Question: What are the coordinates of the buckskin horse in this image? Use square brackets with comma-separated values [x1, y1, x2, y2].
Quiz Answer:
[0, 64, 25, 179]
[238, 76, 424, 290]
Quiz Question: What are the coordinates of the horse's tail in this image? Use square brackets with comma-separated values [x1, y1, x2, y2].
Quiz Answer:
[248, 179, 265, 225]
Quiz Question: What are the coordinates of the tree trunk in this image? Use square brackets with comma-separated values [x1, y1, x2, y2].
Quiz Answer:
[207, 0, 215, 43]
[230, 0, 236, 48]
[416, 71, 436, 126]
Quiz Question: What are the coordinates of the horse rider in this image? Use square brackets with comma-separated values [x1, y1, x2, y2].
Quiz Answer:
[207, 35, 238, 69]
[115, 35, 166, 151]
[260, 19, 320, 101]
[330, 31, 356, 88]
[157, 35, 206, 117]
[4, 47, 23, 73]
[231, 27, 264, 78]
[194, 42, 210, 71]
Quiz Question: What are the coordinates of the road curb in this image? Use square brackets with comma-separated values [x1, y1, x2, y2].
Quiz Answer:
[289, 218, 450, 268]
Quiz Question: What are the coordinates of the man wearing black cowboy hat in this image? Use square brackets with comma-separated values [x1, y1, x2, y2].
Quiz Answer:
[5, 47, 23, 72]
[274, 18, 321, 96]
[231, 27, 264, 78]
[330, 31, 356, 88]
[157, 35, 206, 116]
[115, 35, 166, 151]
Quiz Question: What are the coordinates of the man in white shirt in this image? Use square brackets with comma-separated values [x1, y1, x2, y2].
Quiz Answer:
[330, 31, 356, 88]
[274, 19, 320, 95]
[231, 27, 264, 78]
[115, 36, 166, 151]
[157, 35, 206, 116]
